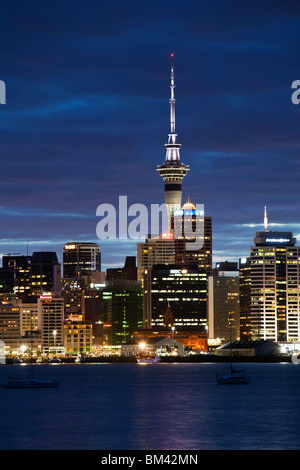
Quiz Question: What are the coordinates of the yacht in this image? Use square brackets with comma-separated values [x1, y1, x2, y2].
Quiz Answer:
[216, 365, 249, 385]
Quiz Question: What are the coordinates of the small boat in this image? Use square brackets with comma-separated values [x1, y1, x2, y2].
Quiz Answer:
[137, 355, 161, 364]
[49, 356, 61, 364]
[2, 377, 58, 389]
[216, 365, 249, 385]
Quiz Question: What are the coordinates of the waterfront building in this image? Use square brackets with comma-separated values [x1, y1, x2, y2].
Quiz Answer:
[64, 319, 93, 355]
[133, 327, 207, 352]
[121, 336, 186, 357]
[0, 301, 21, 355]
[37, 295, 64, 354]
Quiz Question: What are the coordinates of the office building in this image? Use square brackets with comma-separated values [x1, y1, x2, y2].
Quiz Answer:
[137, 235, 176, 281]
[31, 252, 61, 297]
[106, 256, 137, 281]
[0, 301, 21, 355]
[20, 301, 38, 336]
[143, 264, 207, 331]
[101, 279, 143, 347]
[37, 295, 64, 354]
[63, 242, 101, 279]
[249, 211, 300, 341]
[2, 255, 31, 298]
[239, 257, 251, 340]
[208, 262, 240, 342]
[64, 319, 93, 355]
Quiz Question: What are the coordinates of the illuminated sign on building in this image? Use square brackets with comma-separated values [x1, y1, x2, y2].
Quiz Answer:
[266, 238, 290, 243]
[162, 232, 174, 240]
[65, 244, 76, 250]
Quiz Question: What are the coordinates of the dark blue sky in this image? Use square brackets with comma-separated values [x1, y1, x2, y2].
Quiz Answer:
[1, 0, 300, 271]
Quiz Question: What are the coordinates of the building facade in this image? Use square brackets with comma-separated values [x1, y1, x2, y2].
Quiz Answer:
[143, 264, 207, 331]
[37, 295, 64, 354]
[250, 229, 300, 342]
[208, 262, 240, 342]
[63, 242, 101, 279]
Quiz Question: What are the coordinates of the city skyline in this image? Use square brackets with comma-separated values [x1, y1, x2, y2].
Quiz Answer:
[1, 2, 300, 271]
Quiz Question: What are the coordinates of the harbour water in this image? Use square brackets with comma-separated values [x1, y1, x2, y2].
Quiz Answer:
[0, 361, 299, 450]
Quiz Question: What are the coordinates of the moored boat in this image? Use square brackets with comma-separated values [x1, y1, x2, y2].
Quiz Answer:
[2, 377, 59, 389]
[137, 355, 161, 364]
[216, 365, 249, 385]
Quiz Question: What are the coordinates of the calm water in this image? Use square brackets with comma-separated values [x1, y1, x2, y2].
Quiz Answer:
[0, 362, 299, 450]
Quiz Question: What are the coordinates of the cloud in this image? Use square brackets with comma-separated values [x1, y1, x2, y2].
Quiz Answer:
[1, 1, 300, 270]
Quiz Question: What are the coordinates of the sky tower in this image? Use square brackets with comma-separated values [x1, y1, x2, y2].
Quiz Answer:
[157, 54, 189, 229]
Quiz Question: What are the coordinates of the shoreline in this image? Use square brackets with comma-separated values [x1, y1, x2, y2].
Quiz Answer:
[3, 354, 293, 365]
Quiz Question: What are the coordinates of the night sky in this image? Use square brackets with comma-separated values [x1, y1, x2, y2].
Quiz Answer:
[1, 0, 300, 271]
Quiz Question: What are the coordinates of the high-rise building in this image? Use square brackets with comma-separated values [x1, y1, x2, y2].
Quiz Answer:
[37, 295, 64, 354]
[63, 242, 101, 279]
[20, 301, 38, 336]
[239, 257, 251, 340]
[62, 242, 102, 346]
[137, 234, 176, 281]
[249, 209, 300, 342]
[106, 256, 137, 281]
[143, 264, 207, 331]
[157, 54, 189, 229]
[174, 203, 212, 276]
[2, 255, 32, 298]
[208, 262, 240, 342]
[31, 252, 61, 297]
[101, 279, 143, 347]
[0, 301, 21, 355]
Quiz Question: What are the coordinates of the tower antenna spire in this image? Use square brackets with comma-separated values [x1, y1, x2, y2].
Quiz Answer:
[264, 206, 268, 232]
[170, 53, 175, 134]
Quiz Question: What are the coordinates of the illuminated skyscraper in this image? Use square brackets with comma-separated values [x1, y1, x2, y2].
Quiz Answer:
[157, 54, 189, 229]
[249, 210, 300, 342]
[63, 242, 101, 279]
[143, 264, 207, 331]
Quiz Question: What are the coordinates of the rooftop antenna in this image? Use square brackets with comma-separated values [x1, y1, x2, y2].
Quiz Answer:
[264, 206, 268, 232]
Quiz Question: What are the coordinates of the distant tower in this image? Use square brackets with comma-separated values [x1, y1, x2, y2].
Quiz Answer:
[157, 54, 189, 229]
